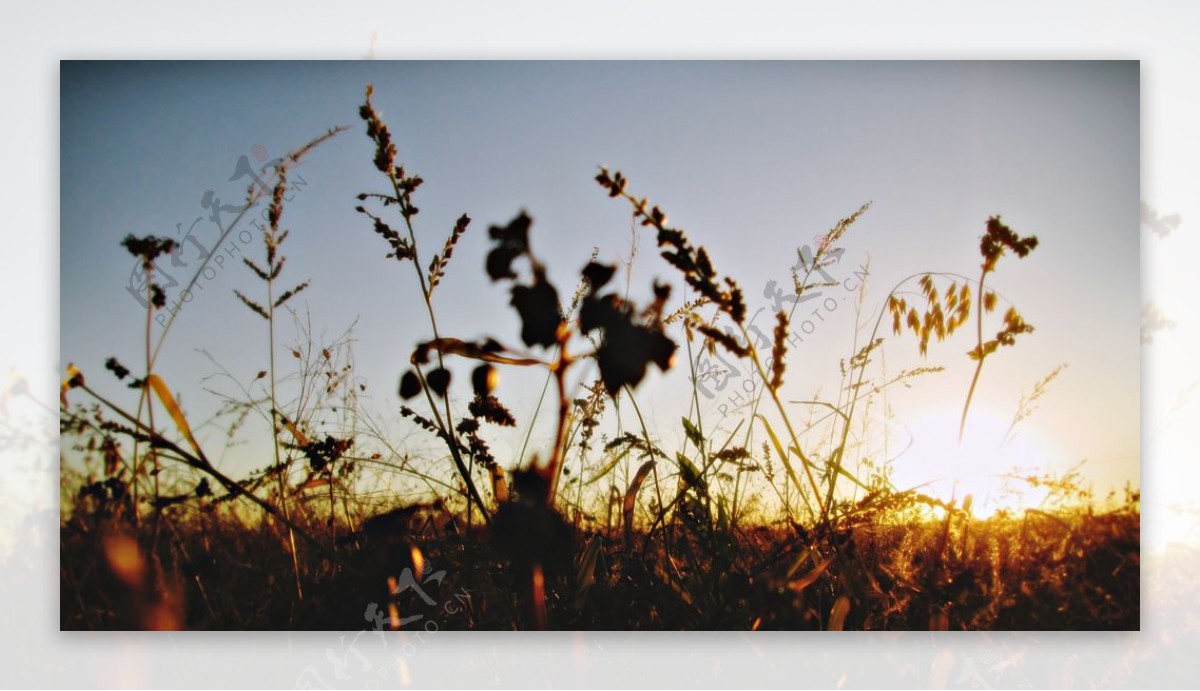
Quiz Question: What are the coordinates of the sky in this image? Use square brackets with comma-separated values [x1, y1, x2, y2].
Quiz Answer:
[59, 61, 1140, 516]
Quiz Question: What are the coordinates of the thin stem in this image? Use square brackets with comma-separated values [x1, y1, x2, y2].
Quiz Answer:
[545, 343, 572, 505]
[266, 266, 305, 601]
[68, 383, 349, 572]
[411, 362, 490, 524]
[622, 386, 669, 561]
[738, 323, 827, 518]
[959, 267, 989, 443]
[150, 125, 346, 368]
[518, 350, 558, 467]
[145, 275, 160, 543]
[387, 173, 490, 524]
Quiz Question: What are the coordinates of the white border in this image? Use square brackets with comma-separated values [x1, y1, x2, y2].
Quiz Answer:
[3, 1, 1197, 687]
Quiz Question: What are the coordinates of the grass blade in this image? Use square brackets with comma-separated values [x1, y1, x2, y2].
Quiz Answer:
[756, 413, 812, 513]
[146, 374, 206, 463]
[586, 446, 631, 485]
[624, 460, 655, 549]
[829, 595, 850, 631]
[573, 537, 604, 611]
[787, 554, 834, 593]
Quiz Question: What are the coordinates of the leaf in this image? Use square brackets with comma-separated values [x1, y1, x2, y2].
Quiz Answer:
[681, 417, 704, 449]
[573, 537, 604, 611]
[807, 444, 870, 492]
[828, 595, 851, 631]
[579, 293, 621, 333]
[586, 446, 631, 485]
[146, 374, 206, 463]
[596, 325, 675, 395]
[511, 280, 562, 348]
[581, 262, 617, 293]
[787, 554, 834, 593]
[676, 452, 707, 493]
[414, 337, 542, 367]
[756, 414, 808, 508]
[486, 212, 532, 281]
[623, 460, 655, 549]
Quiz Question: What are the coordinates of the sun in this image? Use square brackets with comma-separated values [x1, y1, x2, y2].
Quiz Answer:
[888, 405, 1056, 517]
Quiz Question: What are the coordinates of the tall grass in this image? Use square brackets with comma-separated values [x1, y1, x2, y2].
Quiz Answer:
[58, 85, 1139, 631]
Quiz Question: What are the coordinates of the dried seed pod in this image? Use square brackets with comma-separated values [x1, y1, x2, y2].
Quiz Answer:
[426, 368, 451, 398]
[399, 370, 421, 399]
[472, 364, 497, 397]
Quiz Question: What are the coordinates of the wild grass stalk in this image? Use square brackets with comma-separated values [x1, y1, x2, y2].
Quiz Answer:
[119, 235, 177, 533]
[595, 169, 832, 521]
[59, 85, 1135, 633]
[234, 163, 311, 599]
[61, 127, 346, 607]
[356, 85, 491, 523]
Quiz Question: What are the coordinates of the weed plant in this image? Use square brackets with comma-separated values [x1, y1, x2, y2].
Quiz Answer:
[59, 86, 1139, 631]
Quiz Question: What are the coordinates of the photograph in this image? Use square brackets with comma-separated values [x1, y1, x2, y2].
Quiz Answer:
[58, 60, 1140, 632]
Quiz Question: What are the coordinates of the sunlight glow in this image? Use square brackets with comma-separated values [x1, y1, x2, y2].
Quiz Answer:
[893, 406, 1055, 517]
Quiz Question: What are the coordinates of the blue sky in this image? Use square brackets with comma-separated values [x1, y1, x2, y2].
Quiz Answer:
[60, 61, 1139, 512]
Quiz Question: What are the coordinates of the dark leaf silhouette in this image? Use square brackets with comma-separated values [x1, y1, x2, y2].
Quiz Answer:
[511, 280, 562, 348]
[581, 261, 616, 294]
[486, 212, 532, 281]
[426, 368, 452, 397]
[579, 292, 621, 333]
[399, 370, 421, 399]
[581, 279, 677, 395]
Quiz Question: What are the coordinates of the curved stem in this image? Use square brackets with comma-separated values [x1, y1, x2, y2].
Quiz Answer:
[622, 386, 669, 561]
[387, 172, 490, 524]
[739, 323, 827, 518]
[545, 344, 572, 505]
[959, 267, 989, 443]
[145, 276, 161, 543]
[266, 266, 304, 601]
[69, 383, 349, 572]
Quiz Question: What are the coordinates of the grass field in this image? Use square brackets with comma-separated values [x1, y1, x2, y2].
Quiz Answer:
[59, 84, 1140, 631]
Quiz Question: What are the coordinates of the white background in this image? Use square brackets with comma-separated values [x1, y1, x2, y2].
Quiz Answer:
[2, 0, 1197, 687]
